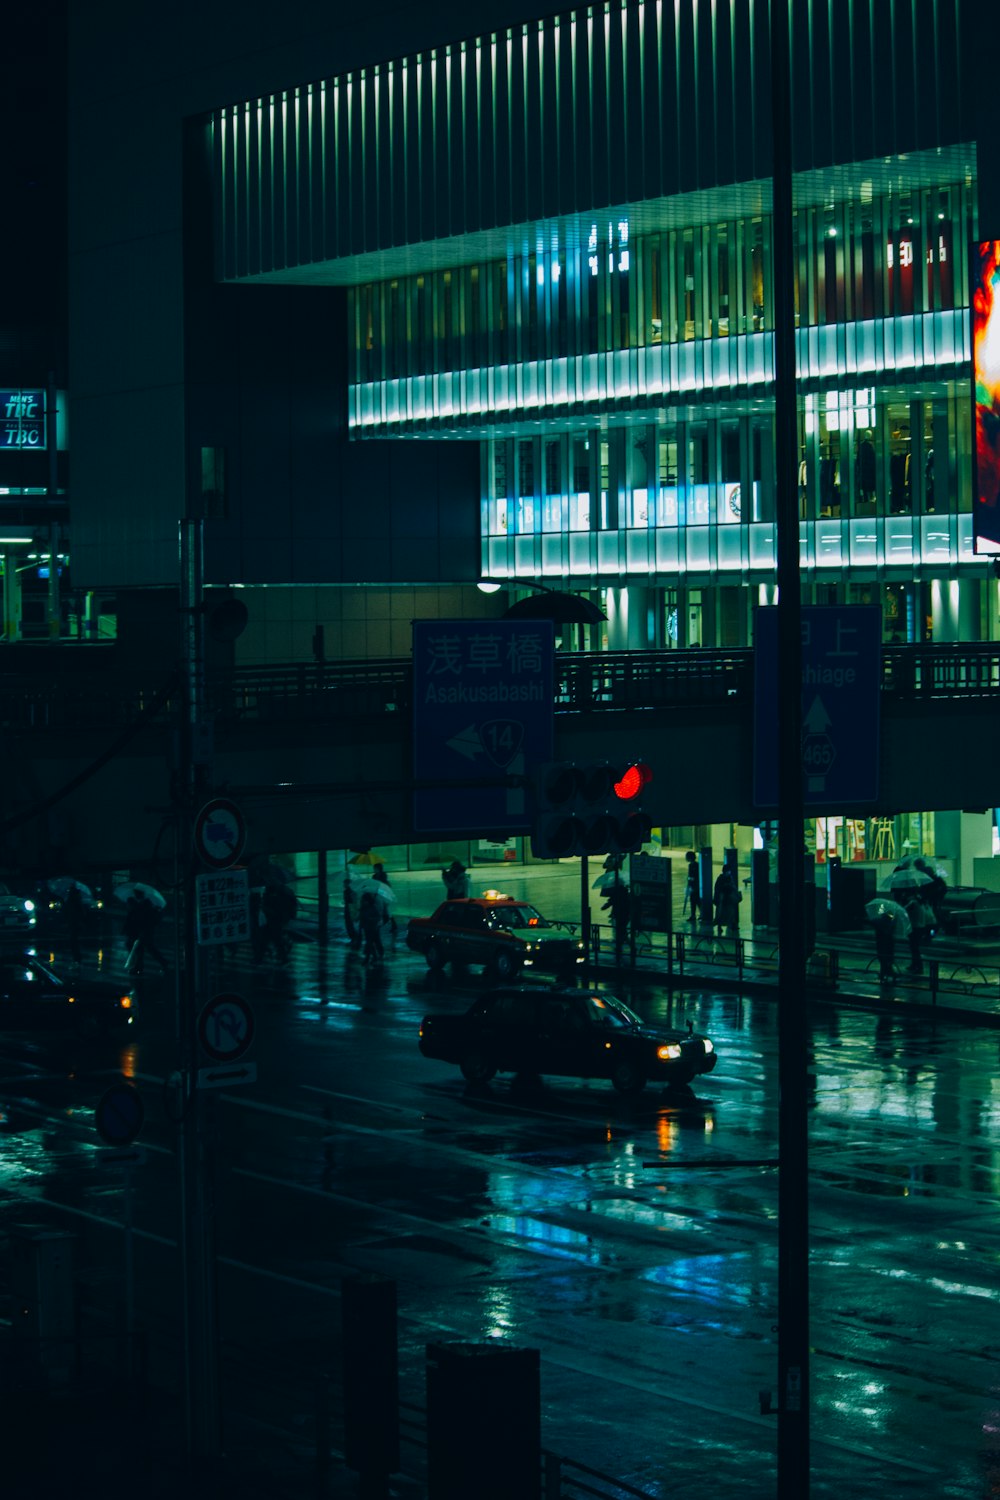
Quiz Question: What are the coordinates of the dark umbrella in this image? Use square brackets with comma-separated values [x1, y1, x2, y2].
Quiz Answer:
[502, 591, 606, 625]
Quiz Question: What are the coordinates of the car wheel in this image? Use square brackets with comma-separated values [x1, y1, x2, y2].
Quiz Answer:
[492, 950, 518, 981]
[459, 1049, 497, 1084]
[425, 943, 445, 970]
[611, 1061, 646, 1095]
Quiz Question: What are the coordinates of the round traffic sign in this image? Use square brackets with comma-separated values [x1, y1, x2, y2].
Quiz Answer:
[95, 1082, 145, 1147]
[194, 797, 247, 870]
[197, 992, 255, 1063]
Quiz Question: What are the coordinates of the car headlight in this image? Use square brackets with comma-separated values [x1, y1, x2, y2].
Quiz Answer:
[703, 1040, 714, 1054]
[24, 900, 35, 913]
[657, 1044, 682, 1060]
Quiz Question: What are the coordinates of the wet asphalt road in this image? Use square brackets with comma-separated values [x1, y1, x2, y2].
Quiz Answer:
[1, 929, 999, 1499]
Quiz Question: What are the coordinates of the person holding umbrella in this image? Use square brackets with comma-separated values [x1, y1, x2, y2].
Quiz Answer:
[866, 898, 911, 985]
[132, 890, 169, 976]
[372, 862, 398, 940]
[63, 881, 86, 964]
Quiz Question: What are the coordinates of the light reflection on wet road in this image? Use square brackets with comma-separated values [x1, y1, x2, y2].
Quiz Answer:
[1, 934, 999, 1498]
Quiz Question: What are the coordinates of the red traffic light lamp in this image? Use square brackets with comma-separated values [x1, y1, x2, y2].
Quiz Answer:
[613, 763, 652, 801]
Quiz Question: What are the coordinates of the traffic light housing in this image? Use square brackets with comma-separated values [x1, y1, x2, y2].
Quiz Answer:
[530, 761, 653, 857]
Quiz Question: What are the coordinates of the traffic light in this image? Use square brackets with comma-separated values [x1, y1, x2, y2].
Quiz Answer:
[530, 761, 653, 857]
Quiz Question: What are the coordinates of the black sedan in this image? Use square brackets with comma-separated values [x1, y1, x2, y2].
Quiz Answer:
[418, 986, 717, 1094]
[0, 952, 135, 1037]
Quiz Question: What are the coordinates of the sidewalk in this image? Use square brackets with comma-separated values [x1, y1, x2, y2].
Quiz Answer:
[298, 859, 1000, 1030]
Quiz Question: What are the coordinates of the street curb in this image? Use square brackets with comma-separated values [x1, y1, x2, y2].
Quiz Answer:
[584, 959, 1000, 1028]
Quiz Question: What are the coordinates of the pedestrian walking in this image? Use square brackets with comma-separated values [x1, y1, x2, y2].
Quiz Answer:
[343, 873, 361, 949]
[249, 885, 268, 961]
[261, 882, 296, 961]
[443, 860, 470, 899]
[358, 889, 385, 965]
[713, 868, 741, 936]
[63, 882, 85, 964]
[601, 880, 631, 965]
[683, 852, 700, 924]
[372, 862, 398, 939]
[129, 892, 168, 976]
[904, 892, 933, 975]
[872, 911, 896, 983]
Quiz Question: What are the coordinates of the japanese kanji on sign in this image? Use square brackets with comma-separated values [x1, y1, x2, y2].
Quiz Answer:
[195, 868, 251, 947]
[412, 619, 555, 835]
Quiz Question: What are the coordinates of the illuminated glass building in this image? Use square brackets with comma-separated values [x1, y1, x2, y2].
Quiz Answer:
[63, 0, 991, 874]
[205, 0, 978, 651]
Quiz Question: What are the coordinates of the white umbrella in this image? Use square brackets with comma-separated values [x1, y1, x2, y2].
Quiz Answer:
[865, 897, 911, 936]
[114, 881, 167, 910]
[882, 866, 934, 892]
[592, 870, 629, 891]
[350, 877, 397, 905]
[47, 877, 96, 904]
[894, 856, 946, 880]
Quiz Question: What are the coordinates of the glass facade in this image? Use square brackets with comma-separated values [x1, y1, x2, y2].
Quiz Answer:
[345, 167, 976, 617]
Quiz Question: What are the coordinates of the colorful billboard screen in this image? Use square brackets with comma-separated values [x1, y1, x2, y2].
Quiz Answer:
[973, 240, 1000, 550]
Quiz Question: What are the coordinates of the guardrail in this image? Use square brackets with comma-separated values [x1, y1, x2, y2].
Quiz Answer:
[3, 642, 1000, 731]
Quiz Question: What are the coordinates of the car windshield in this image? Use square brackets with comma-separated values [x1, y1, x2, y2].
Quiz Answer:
[583, 994, 642, 1030]
[485, 904, 550, 930]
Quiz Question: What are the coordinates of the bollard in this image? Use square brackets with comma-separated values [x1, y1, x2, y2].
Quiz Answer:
[736, 935, 744, 982]
[929, 958, 939, 1007]
[342, 1275, 399, 1486]
[315, 1374, 332, 1481]
[427, 1343, 541, 1500]
[676, 930, 685, 979]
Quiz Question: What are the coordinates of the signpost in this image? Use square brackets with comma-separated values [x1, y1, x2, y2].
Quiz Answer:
[412, 620, 554, 834]
[94, 1084, 144, 1370]
[195, 868, 250, 946]
[193, 797, 247, 870]
[197, 992, 255, 1063]
[753, 605, 881, 809]
[629, 854, 673, 935]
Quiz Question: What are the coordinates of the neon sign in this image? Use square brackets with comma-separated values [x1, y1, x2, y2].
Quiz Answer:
[1, 391, 45, 449]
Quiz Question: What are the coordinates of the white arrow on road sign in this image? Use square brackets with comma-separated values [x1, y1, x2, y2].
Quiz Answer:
[197, 1062, 258, 1090]
[803, 694, 832, 734]
[446, 724, 483, 761]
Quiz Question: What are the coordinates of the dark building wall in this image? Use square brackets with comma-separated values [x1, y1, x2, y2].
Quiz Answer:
[185, 282, 480, 586]
[67, 0, 562, 592]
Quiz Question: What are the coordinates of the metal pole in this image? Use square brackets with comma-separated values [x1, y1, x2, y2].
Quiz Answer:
[771, 0, 810, 1493]
[46, 372, 60, 639]
[580, 854, 591, 953]
[318, 849, 329, 943]
[123, 1162, 135, 1370]
[177, 516, 222, 1460]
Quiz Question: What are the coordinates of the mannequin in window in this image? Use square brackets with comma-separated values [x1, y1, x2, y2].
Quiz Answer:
[819, 448, 839, 515]
[798, 449, 809, 517]
[890, 445, 909, 512]
[856, 431, 876, 506]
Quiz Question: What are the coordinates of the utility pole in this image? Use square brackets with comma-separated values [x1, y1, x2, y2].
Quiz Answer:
[771, 0, 810, 1494]
[176, 515, 222, 1461]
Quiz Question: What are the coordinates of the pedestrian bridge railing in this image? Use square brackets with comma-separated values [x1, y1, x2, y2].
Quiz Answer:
[3, 641, 1000, 732]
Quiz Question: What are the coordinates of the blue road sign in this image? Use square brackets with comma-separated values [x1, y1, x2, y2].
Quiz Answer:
[754, 605, 881, 808]
[412, 619, 555, 834]
[95, 1083, 145, 1147]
